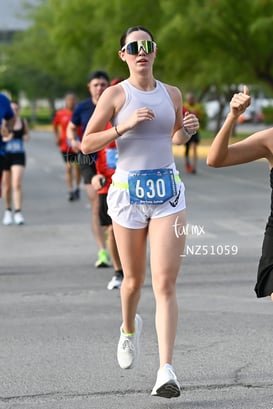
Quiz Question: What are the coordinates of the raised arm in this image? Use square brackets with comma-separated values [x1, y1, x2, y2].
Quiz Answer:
[207, 86, 273, 168]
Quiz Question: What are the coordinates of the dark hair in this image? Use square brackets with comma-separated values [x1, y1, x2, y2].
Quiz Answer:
[120, 26, 154, 49]
[88, 70, 110, 83]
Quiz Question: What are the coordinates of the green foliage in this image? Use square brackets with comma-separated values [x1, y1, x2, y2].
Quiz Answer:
[2, 0, 273, 104]
[261, 106, 273, 124]
[21, 106, 52, 125]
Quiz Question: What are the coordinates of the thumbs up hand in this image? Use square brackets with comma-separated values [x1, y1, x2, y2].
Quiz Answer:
[230, 85, 251, 118]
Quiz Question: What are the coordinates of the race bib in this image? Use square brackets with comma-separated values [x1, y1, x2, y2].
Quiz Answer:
[5, 139, 24, 153]
[128, 168, 177, 204]
[106, 148, 118, 169]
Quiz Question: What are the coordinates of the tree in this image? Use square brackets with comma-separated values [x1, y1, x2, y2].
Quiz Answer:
[2, 0, 273, 130]
[156, 0, 273, 129]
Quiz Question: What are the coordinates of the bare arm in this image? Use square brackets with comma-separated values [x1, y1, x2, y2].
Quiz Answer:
[52, 113, 60, 146]
[1, 117, 15, 141]
[23, 119, 30, 142]
[92, 174, 105, 191]
[165, 85, 199, 145]
[53, 125, 61, 146]
[206, 86, 273, 167]
[66, 121, 81, 153]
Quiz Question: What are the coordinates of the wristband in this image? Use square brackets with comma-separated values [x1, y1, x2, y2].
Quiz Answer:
[182, 126, 193, 139]
[115, 125, 122, 137]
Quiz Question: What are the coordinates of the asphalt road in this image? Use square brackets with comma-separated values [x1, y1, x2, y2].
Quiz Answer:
[0, 130, 272, 409]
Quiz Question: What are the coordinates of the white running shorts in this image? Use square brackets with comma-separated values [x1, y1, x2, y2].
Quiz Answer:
[107, 165, 186, 229]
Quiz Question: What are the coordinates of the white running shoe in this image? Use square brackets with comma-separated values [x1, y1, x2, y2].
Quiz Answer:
[117, 314, 142, 369]
[2, 209, 13, 225]
[151, 364, 181, 398]
[107, 274, 123, 290]
[14, 211, 24, 225]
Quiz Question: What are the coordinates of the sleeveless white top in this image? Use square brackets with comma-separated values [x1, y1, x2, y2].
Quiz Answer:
[113, 80, 176, 171]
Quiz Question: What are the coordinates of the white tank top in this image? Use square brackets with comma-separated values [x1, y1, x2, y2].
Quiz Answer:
[113, 80, 176, 171]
